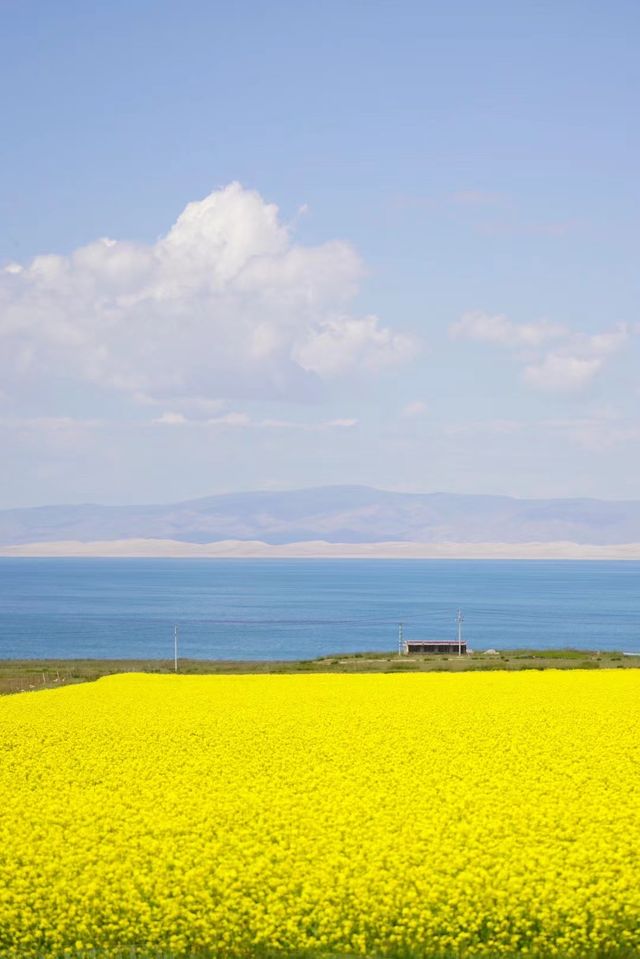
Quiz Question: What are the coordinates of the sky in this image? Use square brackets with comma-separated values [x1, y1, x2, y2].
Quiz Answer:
[1, 0, 639, 507]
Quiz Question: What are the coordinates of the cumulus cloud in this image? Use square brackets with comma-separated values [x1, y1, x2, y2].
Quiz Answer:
[0, 183, 414, 406]
[523, 326, 629, 393]
[523, 354, 602, 392]
[294, 314, 414, 376]
[451, 311, 629, 393]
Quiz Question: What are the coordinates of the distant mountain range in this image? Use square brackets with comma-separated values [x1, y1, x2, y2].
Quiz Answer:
[1, 485, 639, 548]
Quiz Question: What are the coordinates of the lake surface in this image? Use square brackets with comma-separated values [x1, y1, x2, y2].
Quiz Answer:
[0, 558, 638, 660]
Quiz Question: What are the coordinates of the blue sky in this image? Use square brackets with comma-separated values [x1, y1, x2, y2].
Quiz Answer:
[1, 0, 639, 506]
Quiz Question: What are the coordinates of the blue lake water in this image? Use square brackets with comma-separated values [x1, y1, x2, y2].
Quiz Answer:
[0, 558, 638, 660]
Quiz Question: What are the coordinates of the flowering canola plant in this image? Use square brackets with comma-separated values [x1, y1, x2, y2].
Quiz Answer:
[1, 670, 640, 958]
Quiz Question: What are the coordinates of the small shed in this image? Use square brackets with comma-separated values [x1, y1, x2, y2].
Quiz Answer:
[404, 640, 467, 655]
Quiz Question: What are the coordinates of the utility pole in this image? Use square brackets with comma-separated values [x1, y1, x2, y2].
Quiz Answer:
[174, 624, 179, 673]
[398, 622, 404, 657]
[457, 609, 464, 657]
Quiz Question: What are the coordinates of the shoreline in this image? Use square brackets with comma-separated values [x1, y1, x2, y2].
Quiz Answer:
[1, 537, 640, 560]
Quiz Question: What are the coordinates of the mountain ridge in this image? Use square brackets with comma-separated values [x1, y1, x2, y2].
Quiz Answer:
[1, 486, 639, 547]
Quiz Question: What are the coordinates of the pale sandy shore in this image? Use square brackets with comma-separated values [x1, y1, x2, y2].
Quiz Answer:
[1, 538, 640, 559]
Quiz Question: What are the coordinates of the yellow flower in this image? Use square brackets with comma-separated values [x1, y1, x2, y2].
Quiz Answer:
[0, 670, 639, 957]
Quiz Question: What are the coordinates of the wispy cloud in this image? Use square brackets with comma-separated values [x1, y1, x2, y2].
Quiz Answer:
[152, 412, 188, 425]
[0, 415, 104, 455]
[449, 190, 505, 207]
[152, 411, 358, 432]
[443, 418, 524, 437]
[475, 218, 580, 238]
[400, 401, 428, 418]
[451, 311, 564, 348]
[0, 415, 103, 432]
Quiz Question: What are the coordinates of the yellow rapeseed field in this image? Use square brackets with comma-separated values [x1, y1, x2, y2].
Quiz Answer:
[1, 671, 639, 958]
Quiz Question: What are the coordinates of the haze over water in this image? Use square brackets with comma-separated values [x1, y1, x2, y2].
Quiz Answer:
[1, 558, 638, 660]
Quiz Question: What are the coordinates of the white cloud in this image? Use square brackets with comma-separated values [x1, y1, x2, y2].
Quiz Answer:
[323, 418, 358, 429]
[0, 415, 103, 456]
[0, 183, 413, 406]
[207, 412, 252, 427]
[523, 325, 629, 393]
[151, 411, 358, 432]
[444, 418, 523, 436]
[153, 411, 187, 425]
[450, 190, 504, 207]
[541, 412, 640, 451]
[401, 400, 428, 418]
[258, 416, 358, 431]
[450, 311, 565, 348]
[523, 354, 602, 392]
[451, 311, 629, 394]
[293, 314, 415, 377]
[582, 326, 629, 357]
